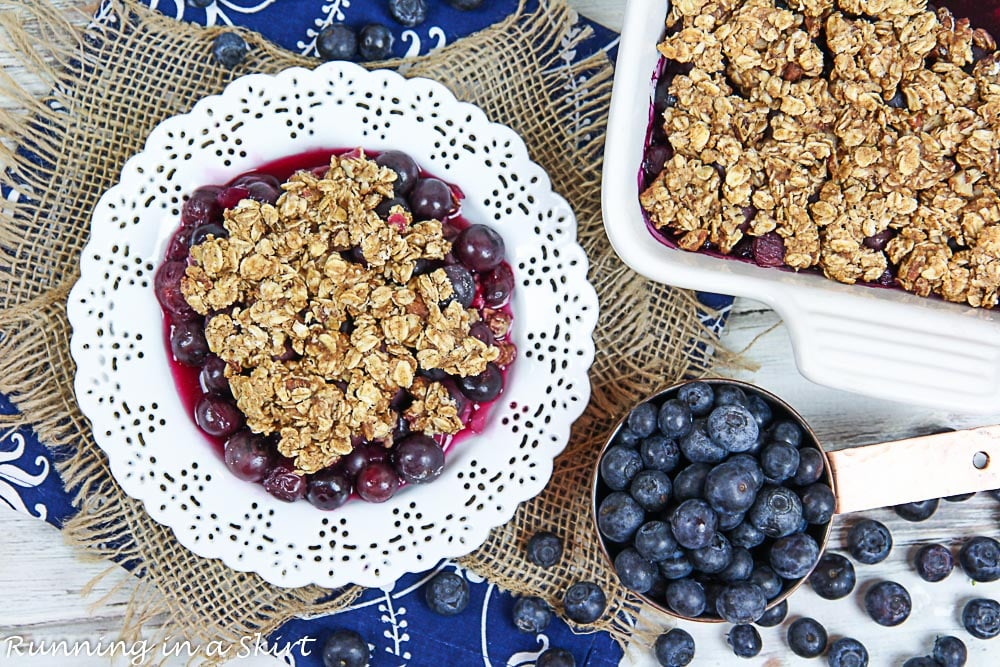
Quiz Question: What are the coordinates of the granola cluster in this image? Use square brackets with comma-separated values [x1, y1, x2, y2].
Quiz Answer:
[641, 0, 1000, 308]
[181, 153, 499, 473]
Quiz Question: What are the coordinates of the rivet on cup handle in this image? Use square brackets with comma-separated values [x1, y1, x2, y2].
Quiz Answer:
[828, 425, 1000, 515]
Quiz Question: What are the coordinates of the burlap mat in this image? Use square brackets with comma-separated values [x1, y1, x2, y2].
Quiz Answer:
[0, 0, 735, 658]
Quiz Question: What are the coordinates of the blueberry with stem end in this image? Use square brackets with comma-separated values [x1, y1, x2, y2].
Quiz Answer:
[321, 629, 370, 667]
[963, 598, 1000, 639]
[562, 581, 606, 624]
[512, 596, 552, 634]
[630, 469, 672, 512]
[827, 637, 868, 667]
[316, 24, 358, 61]
[787, 617, 827, 658]
[599, 445, 642, 491]
[864, 580, 911, 626]
[641, 434, 681, 472]
[526, 531, 563, 568]
[748, 485, 803, 538]
[959, 536, 1000, 582]
[809, 552, 856, 600]
[670, 498, 718, 550]
[932, 635, 967, 667]
[847, 518, 892, 564]
[915, 543, 954, 582]
[654, 628, 695, 667]
[424, 571, 470, 616]
[704, 460, 759, 515]
[212, 32, 249, 69]
[388, 0, 428, 27]
[707, 404, 759, 453]
[678, 381, 714, 416]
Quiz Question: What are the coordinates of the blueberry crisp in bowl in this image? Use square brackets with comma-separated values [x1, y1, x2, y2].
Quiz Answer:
[68, 62, 598, 588]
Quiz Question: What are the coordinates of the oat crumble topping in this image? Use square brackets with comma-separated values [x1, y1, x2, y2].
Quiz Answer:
[181, 153, 500, 473]
[641, 0, 1000, 307]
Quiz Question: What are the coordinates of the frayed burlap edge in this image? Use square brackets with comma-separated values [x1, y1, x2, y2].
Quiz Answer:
[0, 0, 738, 661]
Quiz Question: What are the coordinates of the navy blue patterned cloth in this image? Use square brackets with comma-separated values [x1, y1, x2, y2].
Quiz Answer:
[0, 2, 733, 665]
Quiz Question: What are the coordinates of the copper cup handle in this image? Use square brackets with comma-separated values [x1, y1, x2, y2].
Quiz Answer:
[828, 425, 1000, 515]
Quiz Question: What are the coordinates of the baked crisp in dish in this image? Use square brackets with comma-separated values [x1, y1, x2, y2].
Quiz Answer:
[641, 0, 1000, 308]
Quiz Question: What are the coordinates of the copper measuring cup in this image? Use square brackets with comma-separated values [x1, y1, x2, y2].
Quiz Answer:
[590, 378, 1000, 623]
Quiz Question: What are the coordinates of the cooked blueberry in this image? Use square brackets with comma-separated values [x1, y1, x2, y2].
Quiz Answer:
[375, 195, 410, 220]
[526, 531, 563, 568]
[634, 520, 679, 562]
[760, 442, 799, 482]
[959, 536, 1000, 582]
[263, 463, 307, 502]
[614, 548, 657, 593]
[630, 470, 672, 512]
[388, 0, 427, 27]
[787, 617, 827, 658]
[659, 553, 694, 580]
[727, 624, 762, 658]
[599, 446, 643, 491]
[306, 469, 351, 511]
[562, 581, 606, 624]
[170, 320, 210, 367]
[536, 648, 575, 667]
[670, 498, 718, 549]
[155, 260, 199, 320]
[704, 460, 759, 515]
[963, 598, 1000, 639]
[770, 532, 820, 580]
[750, 564, 783, 599]
[480, 263, 514, 307]
[865, 580, 911, 626]
[677, 381, 714, 416]
[441, 264, 475, 307]
[791, 447, 825, 486]
[358, 23, 393, 60]
[375, 150, 420, 196]
[932, 635, 967, 667]
[392, 434, 444, 484]
[657, 399, 693, 438]
[915, 543, 954, 582]
[664, 578, 706, 618]
[223, 430, 273, 482]
[597, 492, 645, 543]
[690, 533, 734, 574]
[707, 405, 759, 453]
[425, 571, 469, 616]
[894, 498, 939, 522]
[653, 628, 695, 667]
[181, 186, 223, 226]
[194, 394, 244, 438]
[453, 223, 506, 272]
[211, 32, 248, 69]
[410, 177, 456, 221]
[847, 518, 893, 564]
[768, 420, 803, 447]
[355, 461, 399, 503]
[673, 462, 712, 502]
[512, 595, 552, 633]
[755, 599, 788, 627]
[641, 434, 681, 472]
[457, 362, 503, 403]
[727, 520, 767, 549]
[321, 628, 370, 667]
[199, 355, 230, 394]
[716, 582, 767, 624]
[627, 401, 659, 438]
[801, 482, 835, 525]
[190, 222, 228, 246]
[744, 393, 773, 428]
[809, 552, 856, 599]
[446, 0, 485, 9]
[748, 486, 803, 538]
[679, 421, 728, 463]
[718, 547, 754, 583]
[827, 638, 868, 667]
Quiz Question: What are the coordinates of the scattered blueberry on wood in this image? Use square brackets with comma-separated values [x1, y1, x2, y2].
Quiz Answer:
[827, 637, 869, 667]
[654, 628, 695, 667]
[786, 617, 827, 658]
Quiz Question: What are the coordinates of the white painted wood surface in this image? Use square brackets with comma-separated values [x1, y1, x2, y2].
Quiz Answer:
[1, 1, 999, 666]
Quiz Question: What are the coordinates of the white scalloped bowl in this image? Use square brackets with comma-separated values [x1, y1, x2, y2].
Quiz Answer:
[67, 62, 599, 588]
[603, 0, 1000, 413]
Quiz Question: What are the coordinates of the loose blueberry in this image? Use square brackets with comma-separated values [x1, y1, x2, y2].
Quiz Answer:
[716, 582, 767, 624]
[634, 521, 679, 562]
[375, 150, 420, 196]
[388, 0, 427, 26]
[959, 536, 1000, 582]
[707, 405, 759, 453]
[562, 581, 607, 624]
[355, 461, 399, 503]
[536, 648, 576, 667]
[750, 564, 784, 600]
[641, 434, 681, 472]
[827, 638, 868, 667]
[809, 552, 856, 600]
[358, 23, 393, 60]
[727, 624, 762, 658]
[456, 362, 503, 403]
[306, 469, 351, 511]
[847, 518, 893, 565]
[787, 617, 828, 658]
[512, 596, 552, 633]
[665, 578, 706, 618]
[689, 533, 734, 574]
[963, 598, 1000, 639]
[704, 460, 759, 515]
[599, 446, 643, 491]
[615, 548, 657, 593]
[627, 402, 659, 438]
[932, 635, 968, 667]
[791, 447, 825, 486]
[597, 492, 645, 543]
[679, 422, 728, 463]
[677, 382, 714, 416]
[630, 469, 672, 512]
[801, 482, 835, 525]
[657, 399, 693, 438]
[526, 531, 563, 568]
[755, 599, 788, 627]
[263, 463, 307, 502]
[748, 486, 803, 538]
[654, 628, 695, 667]
[673, 462, 712, 501]
[321, 628, 370, 667]
[194, 394, 244, 438]
[865, 580, 911, 626]
[392, 434, 444, 484]
[718, 546, 754, 583]
[894, 498, 939, 522]
[727, 520, 767, 550]
[760, 442, 799, 482]
[769, 532, 820, 580]
[744, 394, 773, 428]
[425, 571, 470, 616]
[223, 430, 273, 482]
[768, 420, 803, 447]
[212, 32, 248, 69]
[670, 498, 718, 550]
[915, 543, 954, 582]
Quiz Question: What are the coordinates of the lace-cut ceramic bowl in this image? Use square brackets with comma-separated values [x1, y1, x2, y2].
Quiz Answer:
[603, 0, 1000, 413]
[67, 62, 598, 588]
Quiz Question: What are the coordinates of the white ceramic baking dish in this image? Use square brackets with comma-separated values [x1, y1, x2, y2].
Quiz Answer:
[602, 0, 1000, 413]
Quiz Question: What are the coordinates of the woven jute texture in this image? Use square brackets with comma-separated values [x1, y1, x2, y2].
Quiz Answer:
[0, 0, 732, 657]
